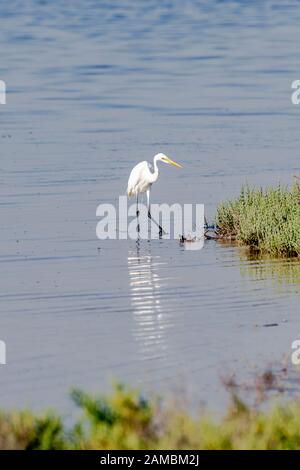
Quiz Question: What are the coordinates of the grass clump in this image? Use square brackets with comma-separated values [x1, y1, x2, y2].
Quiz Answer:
[70, 384, 155, 449]
[2, 380, 300, 449]
[0, 410, 65, 450]
[216, 183, 300, 256]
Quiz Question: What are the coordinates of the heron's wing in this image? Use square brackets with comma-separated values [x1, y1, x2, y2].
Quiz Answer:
[127, 161, 150, 196]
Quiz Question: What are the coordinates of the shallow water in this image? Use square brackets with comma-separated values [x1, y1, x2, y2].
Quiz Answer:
[1, 0, 300, 414]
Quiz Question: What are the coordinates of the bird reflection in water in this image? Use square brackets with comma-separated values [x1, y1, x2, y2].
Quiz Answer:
[127, 242, 171, 361]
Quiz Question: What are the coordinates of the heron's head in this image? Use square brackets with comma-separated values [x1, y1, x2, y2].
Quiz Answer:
[155, 153, 183, 168]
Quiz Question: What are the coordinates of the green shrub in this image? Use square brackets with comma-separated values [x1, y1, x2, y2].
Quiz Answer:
[216, 183, 300, 256]
[2, 383, 300, 449]
[0, 410, 65, 450]
[70, 384, 155, 449]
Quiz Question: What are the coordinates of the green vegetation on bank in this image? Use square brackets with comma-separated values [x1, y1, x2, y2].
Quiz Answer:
[216, 183, 300, 257]
[2, 382, 300, 450]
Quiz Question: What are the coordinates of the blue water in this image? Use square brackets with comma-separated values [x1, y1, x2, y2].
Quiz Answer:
[1, 0, 300, 415]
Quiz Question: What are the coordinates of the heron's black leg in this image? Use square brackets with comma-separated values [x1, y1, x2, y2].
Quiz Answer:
[136, 195, 140, 233]
[148, 210, 164, 238]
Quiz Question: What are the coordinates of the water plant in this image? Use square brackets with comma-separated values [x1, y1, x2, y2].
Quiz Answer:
[216, 183, 300, 257]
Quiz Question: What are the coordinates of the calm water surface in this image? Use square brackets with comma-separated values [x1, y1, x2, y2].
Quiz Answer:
[1, 0, 300, 414]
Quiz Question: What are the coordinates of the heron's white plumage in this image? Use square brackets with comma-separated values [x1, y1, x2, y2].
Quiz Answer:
[126, 152, 182, 211]
[126, 153, 182, 235]
[127, 160, 158, 197]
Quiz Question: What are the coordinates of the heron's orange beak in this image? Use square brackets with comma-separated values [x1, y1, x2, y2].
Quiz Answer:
[164, 157, 183, 168]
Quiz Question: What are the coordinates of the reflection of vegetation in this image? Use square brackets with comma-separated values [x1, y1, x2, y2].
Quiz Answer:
[216, 184, 300, 257]
[3, 377, 300, 449]
[238, 251, 300, 287]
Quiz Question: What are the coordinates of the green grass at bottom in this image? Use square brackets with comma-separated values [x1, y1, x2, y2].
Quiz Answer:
[1, 384, 300, 450]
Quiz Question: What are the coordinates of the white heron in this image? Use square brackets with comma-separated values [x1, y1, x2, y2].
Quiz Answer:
[127, 153, 182, 235]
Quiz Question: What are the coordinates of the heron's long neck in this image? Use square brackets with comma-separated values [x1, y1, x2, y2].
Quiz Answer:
[150, 156, 159, 183]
